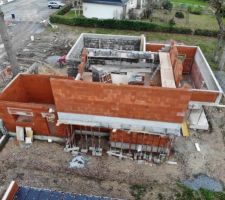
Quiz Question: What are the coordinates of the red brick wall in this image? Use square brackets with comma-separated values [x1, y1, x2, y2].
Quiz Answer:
[51, 79, 191, 123]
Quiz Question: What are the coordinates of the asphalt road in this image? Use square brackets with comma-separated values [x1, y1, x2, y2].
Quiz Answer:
[2, 0, 55, 21]
[0, 0, 55, 62]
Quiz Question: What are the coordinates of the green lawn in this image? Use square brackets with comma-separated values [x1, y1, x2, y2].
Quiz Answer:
[152, 10, 225, 31]
[175, 184, 225, 200]
[172, 0, 208, 6]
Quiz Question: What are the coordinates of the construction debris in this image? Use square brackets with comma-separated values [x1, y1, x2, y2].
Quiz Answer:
[166, 161, 178, 165]
[195, 143, 201, 152]
[69, 155, 89, 169]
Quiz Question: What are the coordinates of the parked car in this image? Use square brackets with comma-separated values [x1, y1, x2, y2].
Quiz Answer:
[48, 1, 65, 9]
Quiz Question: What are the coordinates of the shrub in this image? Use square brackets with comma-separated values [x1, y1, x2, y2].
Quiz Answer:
[56, 4, 72, 15]
[175, 11, 185, 18]
[162, 0, 173, 12]
[188, 6, 203, 15]
[169, 18, 176, 26]
[179, 3, 188, 10]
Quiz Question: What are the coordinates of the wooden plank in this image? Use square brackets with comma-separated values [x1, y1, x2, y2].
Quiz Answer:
[159, 52, 176, 88]
[182, 121, 190, 137]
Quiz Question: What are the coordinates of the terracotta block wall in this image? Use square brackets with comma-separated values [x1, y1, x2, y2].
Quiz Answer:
[0, 74, 70, 137]
[176, 46, 196, 73]
[110, 129, 171, 148]
[174, 59, 183, 87]
[145, 44, 197, 74]
[20, 75, 55, 104]
[0, 75, 28, 102]
[191, 90, 219, 102]
[0, 101, 67, 137]
[145, 44, 165, 52]
[51, 79, 191, 123]
[0, 101, 48, 134]
[191, 62, 204, 89]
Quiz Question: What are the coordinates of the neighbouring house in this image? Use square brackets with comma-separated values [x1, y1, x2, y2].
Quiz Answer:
[136, 0, 146, 9]
[82, 0, 137, 19]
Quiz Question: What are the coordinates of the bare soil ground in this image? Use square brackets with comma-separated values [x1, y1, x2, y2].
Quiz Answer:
[0, 25, 225, 199]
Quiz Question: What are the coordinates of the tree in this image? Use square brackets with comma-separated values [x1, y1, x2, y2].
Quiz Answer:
[0, 7, 19, 76]
[210, 0, 225, 71]
[162, 0, 173, 12]
[144, 0, 156, 21]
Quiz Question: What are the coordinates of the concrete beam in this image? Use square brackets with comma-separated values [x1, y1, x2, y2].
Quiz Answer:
[57, 112, 181, 136]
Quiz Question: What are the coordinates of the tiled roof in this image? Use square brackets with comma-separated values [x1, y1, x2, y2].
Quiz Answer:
[83, 0, 128, 6]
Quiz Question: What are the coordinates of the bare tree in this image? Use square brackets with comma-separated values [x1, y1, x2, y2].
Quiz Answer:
[210, 0, 225, 71]
[0, 7, 19, 76]
[144, 0, 156, 21]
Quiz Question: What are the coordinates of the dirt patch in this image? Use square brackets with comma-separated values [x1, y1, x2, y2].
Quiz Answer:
[1, 116, 225, 199]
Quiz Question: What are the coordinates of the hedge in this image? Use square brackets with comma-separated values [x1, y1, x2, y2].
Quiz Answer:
[194, 29, 219, 37]
[50, 8, 192, 34]
[49, 5, 219, 38]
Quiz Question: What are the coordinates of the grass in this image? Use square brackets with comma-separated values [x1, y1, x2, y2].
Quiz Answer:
[176, 184, 225, 200]
[130, 184, 147, 200]
[171, 0, 208, 6]
[153, 10, 225, 31]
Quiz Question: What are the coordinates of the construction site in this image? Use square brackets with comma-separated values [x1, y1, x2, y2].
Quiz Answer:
[0, 21, 225, 199]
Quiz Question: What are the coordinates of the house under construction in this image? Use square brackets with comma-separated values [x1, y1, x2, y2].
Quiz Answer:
[0, 33, 223, 162]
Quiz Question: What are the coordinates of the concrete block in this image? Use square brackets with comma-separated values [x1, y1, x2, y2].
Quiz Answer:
[16, 126, 24, 141]
[25, 137, 32, 144]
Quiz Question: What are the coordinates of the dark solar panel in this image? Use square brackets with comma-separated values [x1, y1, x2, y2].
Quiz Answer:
[13, 187, 30, 200]
[13, 187, 114, 200]
[38, 190, 50, 200]
[24, 188, 41, 200]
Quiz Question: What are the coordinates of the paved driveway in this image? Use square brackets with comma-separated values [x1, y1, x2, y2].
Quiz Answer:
[2, 0, 55, 21]
[0, 0, 56, 62]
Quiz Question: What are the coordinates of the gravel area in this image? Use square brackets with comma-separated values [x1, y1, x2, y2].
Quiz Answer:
[183, 174, 224, 192]
[214, 71, 225, 92]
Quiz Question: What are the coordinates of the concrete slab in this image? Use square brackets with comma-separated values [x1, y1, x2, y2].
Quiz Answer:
[188, 108, 209, 130]
[159, 52, 176, 88]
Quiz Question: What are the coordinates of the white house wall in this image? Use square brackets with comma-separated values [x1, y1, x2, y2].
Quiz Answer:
[83, 3, 123, 19]
[126, 0, 137, 12]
